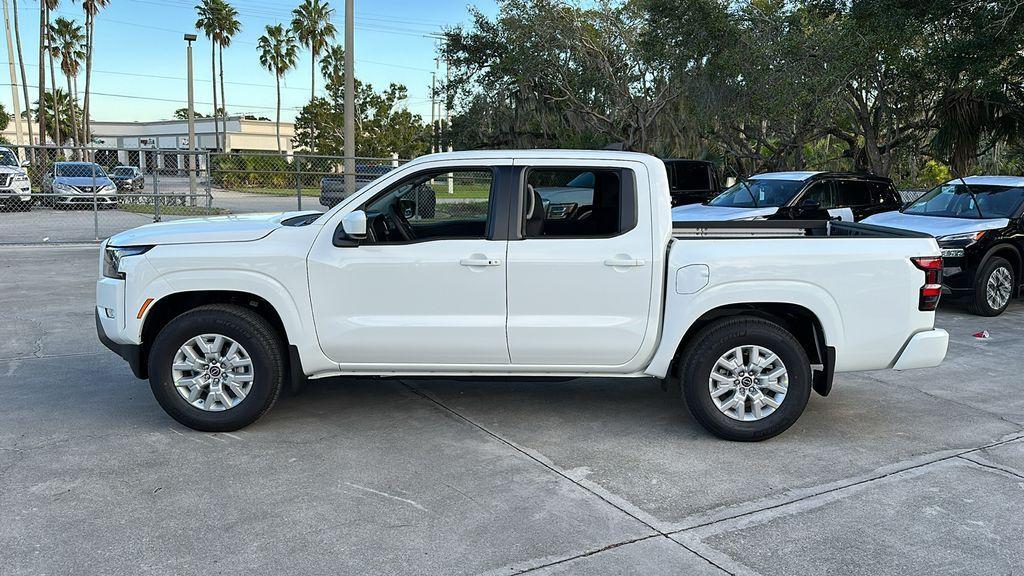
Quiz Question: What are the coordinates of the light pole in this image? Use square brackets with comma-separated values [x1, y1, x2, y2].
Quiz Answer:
[2, 0, 24, 155]
[343, 0, 355, 197]
[184, 33, 197, 199]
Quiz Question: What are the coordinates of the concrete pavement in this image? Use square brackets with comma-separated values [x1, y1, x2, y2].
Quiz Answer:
[1, 245, 1022, 575]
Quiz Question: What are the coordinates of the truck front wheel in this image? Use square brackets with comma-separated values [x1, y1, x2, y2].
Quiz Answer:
[679, 316, 811, 441]
[147, 304, 285, 432]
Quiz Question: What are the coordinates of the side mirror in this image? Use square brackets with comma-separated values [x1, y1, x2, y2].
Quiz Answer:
[20, 159, 30, 168]
[800, 199, 821, 209]
[341, 210, 367, 239]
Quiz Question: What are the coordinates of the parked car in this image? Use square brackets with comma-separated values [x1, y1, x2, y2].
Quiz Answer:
[109, 166, 144, 191]
[863, 176, 1024, 316]
[320, 164, 394, 207]
[97, 150, 948, 441]
[672, 171, 902, 222]
[0, 146, 32, 212]
[663, 159, 722, 206]
[43, 162, 118, 209]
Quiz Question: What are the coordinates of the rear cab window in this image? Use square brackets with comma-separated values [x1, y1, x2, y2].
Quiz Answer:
[522, 167, 637, 238]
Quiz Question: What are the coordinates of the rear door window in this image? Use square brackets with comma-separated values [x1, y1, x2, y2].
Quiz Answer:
[835, 180, 872, 207]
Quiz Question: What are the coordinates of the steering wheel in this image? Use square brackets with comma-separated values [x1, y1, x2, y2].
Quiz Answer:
[386, 202, 416, 242]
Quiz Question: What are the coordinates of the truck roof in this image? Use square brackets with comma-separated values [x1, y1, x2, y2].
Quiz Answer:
[407, 149, 659, 164]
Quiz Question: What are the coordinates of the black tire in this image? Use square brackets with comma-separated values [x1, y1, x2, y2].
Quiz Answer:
[968, 256, 1015, 317]
[679, 316, 812, 441]
[147, 304, 285, 431]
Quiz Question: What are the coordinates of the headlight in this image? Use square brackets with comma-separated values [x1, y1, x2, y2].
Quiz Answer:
[103, 245, 152, 279]
[936, 230, 986, 245]
[54, 183, 76, 192]
[101, 184, 116, 192]
[733, 216, 766, 221]
[13, 174, 28, 182]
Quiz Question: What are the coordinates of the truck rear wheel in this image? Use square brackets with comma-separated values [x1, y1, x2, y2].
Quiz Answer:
[147, 304, 285, 432]
[679, 316, 811, 441]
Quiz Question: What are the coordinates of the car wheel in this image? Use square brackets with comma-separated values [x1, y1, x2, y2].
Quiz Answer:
[969, 256, 1015, 317]
[678, 316, 811, 441]
[147, 304, 285, 431]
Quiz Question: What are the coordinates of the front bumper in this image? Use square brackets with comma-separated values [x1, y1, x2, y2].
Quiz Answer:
[893, 329, 949, 370]
[96, 309, 146, 378]
[0, 186, 32, 203]
[53, 193, 118, 205]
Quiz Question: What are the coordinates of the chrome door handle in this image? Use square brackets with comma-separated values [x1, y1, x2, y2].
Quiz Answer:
[460, 258, 502, 267]
[604, 258, 645, 267]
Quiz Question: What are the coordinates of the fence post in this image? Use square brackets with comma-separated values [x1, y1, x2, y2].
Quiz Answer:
[92, 159, 99, 241]
[295, 153, 302, 211]
[205, 151, 213, 215]
[153, 158, 161, 222]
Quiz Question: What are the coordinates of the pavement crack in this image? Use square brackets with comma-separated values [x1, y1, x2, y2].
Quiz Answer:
[669, 432, 1024, 537]
[957, 454, 1024, 481]
[398, 380, 733, 575]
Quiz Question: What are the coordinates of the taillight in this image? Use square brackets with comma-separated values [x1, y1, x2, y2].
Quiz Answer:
[912, 257, 943, 311]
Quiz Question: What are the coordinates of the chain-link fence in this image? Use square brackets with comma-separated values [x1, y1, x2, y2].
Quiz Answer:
[0, 145, 409, 245]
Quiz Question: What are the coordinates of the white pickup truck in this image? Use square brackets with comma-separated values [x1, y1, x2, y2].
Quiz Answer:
[96, 150, 949, 440]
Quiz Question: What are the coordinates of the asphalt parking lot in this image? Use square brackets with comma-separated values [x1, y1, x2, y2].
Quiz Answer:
[2, 245, 1023, 575]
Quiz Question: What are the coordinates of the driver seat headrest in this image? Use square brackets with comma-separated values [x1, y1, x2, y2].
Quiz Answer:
[524, 184, 545, 237]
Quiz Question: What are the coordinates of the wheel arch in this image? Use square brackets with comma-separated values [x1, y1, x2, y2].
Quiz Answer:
[980, 243, 1022, 282]
[666, 303, 834, 397]
[138, 290, 291, 380]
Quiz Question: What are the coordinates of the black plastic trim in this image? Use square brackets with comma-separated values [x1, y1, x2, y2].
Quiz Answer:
[95, 310, 147, 379]
[812, 345, 836, 397]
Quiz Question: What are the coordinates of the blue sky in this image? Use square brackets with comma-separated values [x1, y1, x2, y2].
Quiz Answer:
[2, 0, 497, 123]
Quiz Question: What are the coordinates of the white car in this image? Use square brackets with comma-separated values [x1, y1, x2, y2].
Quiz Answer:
[0, 146, 33, 211]
[96, 150, 948, 440]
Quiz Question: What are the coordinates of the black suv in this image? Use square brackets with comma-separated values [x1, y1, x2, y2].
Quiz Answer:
[663, 159, 722, 207]
[864, 176, 1024, 316]
[673, 171, 903, 222]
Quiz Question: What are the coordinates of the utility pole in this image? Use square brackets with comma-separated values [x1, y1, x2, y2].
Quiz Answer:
[185, 33, 197, 199]
[343, 0, 355, 197]
[429, 70, 436, 154]
[1, 0, 24, 154]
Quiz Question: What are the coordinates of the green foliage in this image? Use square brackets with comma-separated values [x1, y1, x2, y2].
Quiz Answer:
[292, 66, 430, 158]
[443, 0, 1024, 180]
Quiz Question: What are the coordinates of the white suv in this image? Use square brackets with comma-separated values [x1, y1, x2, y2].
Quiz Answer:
[0, 146, 32, 211]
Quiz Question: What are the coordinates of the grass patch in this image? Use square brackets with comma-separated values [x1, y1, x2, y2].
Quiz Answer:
[224, 187, 320, 197]
[119, 204, 229, 216]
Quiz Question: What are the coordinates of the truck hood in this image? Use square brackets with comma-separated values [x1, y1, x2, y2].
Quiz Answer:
[108, 211, 321, 246]
[671, 203, 779, 221]
[861, 211, 1009, 238]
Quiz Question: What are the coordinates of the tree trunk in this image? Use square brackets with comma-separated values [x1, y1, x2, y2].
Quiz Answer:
[47, 22, 61, 149]
[37, 2, 46, 151]
[66, 72, 77, 151]
[11, 0, 34, 160]
[211, 41, 219, 151]
[218, 43, 226, 151]
[275, 75, 282, 154]
[83, 10, 92, 153]
[72, 75, 81, 159]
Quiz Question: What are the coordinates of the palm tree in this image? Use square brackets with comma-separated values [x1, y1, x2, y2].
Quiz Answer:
[291, 0, 335, 102]
[30, 89, 80, 144]
[11, 0, 35, 157]
[257, 24, 298, 154]
[319, 43, 344, 94]
[216, 1, 240, 150]
[50, 17, 85, 148]
[81, 0, 110, 149]
[196, 0, 222, 150]
[37, 0, 47, 149]
[45, 0, 61, 150]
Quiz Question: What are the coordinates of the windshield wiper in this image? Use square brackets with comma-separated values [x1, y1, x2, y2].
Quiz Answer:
[953, 172, 985, 218]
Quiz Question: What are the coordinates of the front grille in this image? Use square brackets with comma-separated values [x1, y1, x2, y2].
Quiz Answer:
[0, 174, 11, 188]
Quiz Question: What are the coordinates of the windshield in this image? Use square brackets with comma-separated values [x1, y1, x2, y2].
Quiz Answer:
[0, 149, 18, 167]
[56, 164, 107, 178]
[708, 179, 803, 208]
[112, 167, 134, 176]
[903, 183, 1024, 219]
